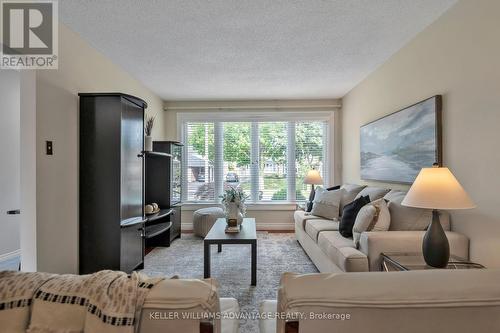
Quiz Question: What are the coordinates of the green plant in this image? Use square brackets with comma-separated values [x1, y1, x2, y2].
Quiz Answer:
[220, 187, 250, 215]
[145, 114, 156, 136]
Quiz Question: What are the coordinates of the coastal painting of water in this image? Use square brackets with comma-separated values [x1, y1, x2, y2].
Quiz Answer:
[360, 96, 442, 184]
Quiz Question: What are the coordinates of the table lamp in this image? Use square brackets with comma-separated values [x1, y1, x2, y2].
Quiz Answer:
[304, 169, 323, 204]
[402, 165, 475, 268]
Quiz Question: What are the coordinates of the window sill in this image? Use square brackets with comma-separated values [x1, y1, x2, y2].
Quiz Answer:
[181, 201, 300, 211]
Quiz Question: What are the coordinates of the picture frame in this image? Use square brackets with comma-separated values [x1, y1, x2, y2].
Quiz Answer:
[360, 95, 442, 184]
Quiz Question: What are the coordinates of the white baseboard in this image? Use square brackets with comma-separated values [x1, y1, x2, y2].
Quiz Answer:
[0, 249, 21, 262]
[181, 222, 294, 232]
[256, 222, 294, 231]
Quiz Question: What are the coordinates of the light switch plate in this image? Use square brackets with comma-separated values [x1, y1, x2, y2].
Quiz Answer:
[46, 141, 53, 155]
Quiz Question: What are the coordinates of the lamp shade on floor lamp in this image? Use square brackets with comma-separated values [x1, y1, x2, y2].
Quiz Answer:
[303, 169, 323, 186]
[304, 170, 323, 208]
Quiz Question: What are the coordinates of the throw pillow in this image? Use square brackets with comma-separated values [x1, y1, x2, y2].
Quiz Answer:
[369, 198, 391, 231]
[383, 189, 407, 201]
[352, 204, 376, 246]
[306, 185, 341, 212]
[339, 195, 370, 238]
[352, 198, 391, 247]
[339, 184, 366, 213]
[355, 186, 390, 201]
[310, 187, 343, 220]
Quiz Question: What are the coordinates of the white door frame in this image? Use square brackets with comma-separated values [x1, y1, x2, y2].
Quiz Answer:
[19, 71, 37, 271]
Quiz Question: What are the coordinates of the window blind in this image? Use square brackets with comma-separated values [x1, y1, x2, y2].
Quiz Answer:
[295, 121, 326, 200]
[185, 122, 215, 201]
[183, 119, 328, 203]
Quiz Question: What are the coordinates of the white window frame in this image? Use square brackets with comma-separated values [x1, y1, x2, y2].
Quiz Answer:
[178, 110, 335, 205]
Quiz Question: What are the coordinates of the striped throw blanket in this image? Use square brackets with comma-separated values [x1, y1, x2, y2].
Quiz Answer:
[0, 270, 164, 333]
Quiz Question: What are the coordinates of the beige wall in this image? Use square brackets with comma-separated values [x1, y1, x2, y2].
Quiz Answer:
[341, 0, 500, 267]
[163, 99, 341, 140]
[35, 24, 165, 273]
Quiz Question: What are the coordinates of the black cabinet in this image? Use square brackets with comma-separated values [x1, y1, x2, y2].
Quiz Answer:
[145, 141, 183, 247]
[79, 93, 146, 274]
[120, 221, 144, 272]
[146, 141, 183, 207]
[169, 205, 181, 242]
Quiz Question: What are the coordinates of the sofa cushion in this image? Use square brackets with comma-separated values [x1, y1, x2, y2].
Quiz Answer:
[339, 195, 370, 238]
[220, 298, 240, 333]
[355, 186, 390, 201]
[341, 183, 367, 193]
[259, 300, 277, 333]
[317, 231, 368, 272]
[277, 269, 500, 319]
[387, 191, 450, 231]
[383, 189, 406, 201]
[352, 198, 391, 247]
[311, 187, 343, 219]
[294, 210, 323, 231]
[305, 219, 340, 242]
[318, 231, 355, 251]
[339, 184, 366, 212]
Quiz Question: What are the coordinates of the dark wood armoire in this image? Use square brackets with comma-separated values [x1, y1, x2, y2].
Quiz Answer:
[79, 93, 146, 274]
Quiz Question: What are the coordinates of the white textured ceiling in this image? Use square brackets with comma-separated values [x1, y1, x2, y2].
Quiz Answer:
[60, 0, 456, 100]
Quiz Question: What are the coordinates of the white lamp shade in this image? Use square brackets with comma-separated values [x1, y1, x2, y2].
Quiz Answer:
[303, 169, 323, 185]
[402, 167, 475, 210]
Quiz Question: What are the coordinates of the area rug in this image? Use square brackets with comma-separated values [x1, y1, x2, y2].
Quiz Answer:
[141, 232, 318, 333]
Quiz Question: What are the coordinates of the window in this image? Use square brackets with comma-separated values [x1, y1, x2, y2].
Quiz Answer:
[223, 122, 251, 194]
[182, 113, 330, 203]
[186, 122, 215, 201]
[259, 122, 288, 200]
[295, 122, 325, 200]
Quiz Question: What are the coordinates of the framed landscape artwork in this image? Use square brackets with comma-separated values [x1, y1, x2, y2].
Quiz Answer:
[360, 95, 442, 184]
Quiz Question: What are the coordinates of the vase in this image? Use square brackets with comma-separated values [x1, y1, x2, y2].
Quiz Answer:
[225, 202, 244, 226]
[144, 136, 153, 151]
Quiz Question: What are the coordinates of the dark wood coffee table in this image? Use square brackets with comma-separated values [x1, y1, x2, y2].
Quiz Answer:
[204, 218, 257, 286]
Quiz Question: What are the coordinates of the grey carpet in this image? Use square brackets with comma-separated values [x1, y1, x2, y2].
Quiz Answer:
[141, 232, 318, 333]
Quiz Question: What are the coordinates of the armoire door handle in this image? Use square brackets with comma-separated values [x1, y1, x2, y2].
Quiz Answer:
[7, 209, 20, 215]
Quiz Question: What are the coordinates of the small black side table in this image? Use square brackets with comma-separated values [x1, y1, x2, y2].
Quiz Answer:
[381, 252, 485, 271]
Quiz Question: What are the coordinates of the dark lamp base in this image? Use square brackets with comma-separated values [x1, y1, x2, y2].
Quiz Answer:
[423, 210, 450, 268]
[308, 184, 316, 203]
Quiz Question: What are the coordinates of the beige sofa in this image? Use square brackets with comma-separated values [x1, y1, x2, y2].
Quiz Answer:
[1, 274, 239, 333]
[295, 185, 469, 272]
[260, 269, 500, 333]
[139, 277, 239, 333]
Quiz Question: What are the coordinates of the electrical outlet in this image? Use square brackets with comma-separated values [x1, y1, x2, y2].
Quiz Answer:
[46, 141, 53, 155]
